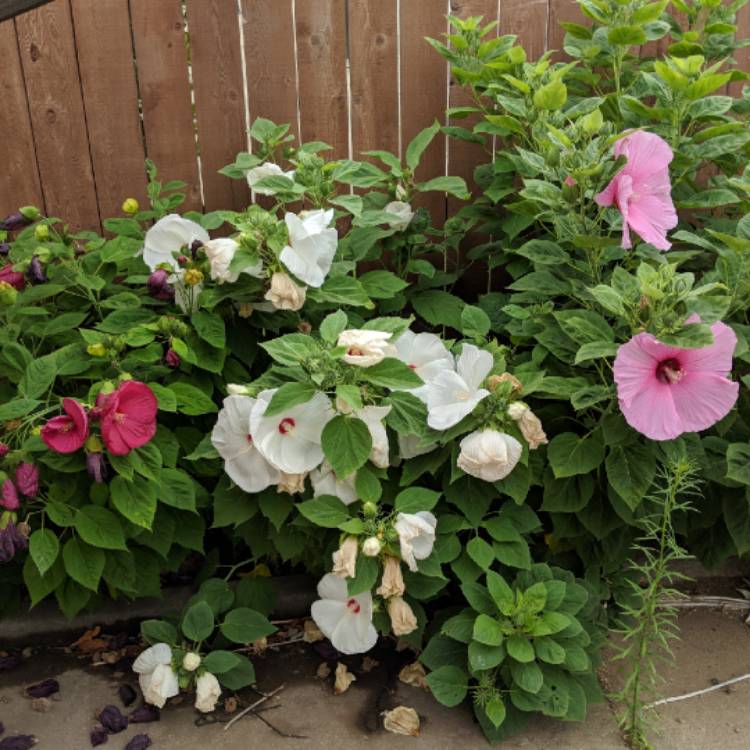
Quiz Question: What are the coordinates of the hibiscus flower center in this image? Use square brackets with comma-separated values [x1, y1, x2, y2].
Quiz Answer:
[347, 347, 364, 357]
[656, 358, 684, 385]
[407, 363, 417, 370]
[278, 417, 296, 435]
[346, 597, 361, 614]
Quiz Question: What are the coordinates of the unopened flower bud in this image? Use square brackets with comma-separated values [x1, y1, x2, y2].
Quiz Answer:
[165, 348, 181, 369]
[15, 463, 39, 498]
[19, 206, 41, 221]
[362, 501, 378, 519]
[85, 435, 103, 454]
[34, 224, 50, 241]
[362, 537, 382, 557]
[122, 198, 140, 215]
[0, 281, 18, 306]
[177, 255, 188, 267]
[183, 268, 203, 287]
[190, 239, 204, 257]
[182, 652, 201, 672]
[147, 269, 174, 301]
[0, 443, 9, 458]
[87, 343, 107, 358]
[1, 479, 19, 511]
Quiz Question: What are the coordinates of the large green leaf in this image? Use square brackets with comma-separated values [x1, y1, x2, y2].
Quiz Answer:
[321, 415, 372, 478]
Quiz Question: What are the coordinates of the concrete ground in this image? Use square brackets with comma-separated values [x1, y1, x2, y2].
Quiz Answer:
[0, 609, 748, 749]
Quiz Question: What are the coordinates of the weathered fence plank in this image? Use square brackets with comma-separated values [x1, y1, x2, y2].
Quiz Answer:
[548, 0, 583, 58]
[129, 0, 202, 211]
[0, 18, 43, 217]
[501, 0, 549, 60]
[0, 0, 49, 23]
[349, 0, 399, 159]
[295, 0, 349, 159]
[15, 0, 100, 231]
[70, 0, 148, 222]
[187, 0, 250, 212]
[400, 0, 449, 223]
[242, 0, 300, 146]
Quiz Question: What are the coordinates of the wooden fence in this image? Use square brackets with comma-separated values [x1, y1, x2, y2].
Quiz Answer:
[0, 0, 748, 232]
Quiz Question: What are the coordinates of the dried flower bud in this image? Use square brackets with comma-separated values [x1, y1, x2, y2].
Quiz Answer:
[487, 372, 523, 396]
[0, 211, 30, 232]
[165, 348, 180, 369]
[124, 734, 152, 750]
[386, 596, 418, 637]
[15, 463, 39, 498]
[118, 684, 137, 707]
[25, 678, 59, 699]
[98, 705, 128, 734]
[147, 269, 174, 302]
[86, 453, 107, 484]
[1, 479, 19, 511]
[28, 256, 47, 284]
[0, 242, 10, 256]
[129, 705, 160, 724]
[332, 536, 358, 579]
[0, 443, 9, 458]
[90, 727, 108, 746]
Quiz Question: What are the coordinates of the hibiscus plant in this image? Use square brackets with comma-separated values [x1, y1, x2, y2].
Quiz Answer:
[1, 0, 750, 744]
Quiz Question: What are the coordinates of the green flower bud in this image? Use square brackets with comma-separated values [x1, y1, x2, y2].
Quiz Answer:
[362, 501, 378, 519]
[19, 206, 41, 221]
[34, 224, 50, 241]
[122, 198, 140, 215]
[87, 343, 107, 358]
[0, 281, 18, 306]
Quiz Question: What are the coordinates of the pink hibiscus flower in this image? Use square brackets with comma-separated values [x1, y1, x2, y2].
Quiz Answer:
[613, 320, 739, 441]
[41, 398, 89, 454]
[0, 264, 25, 291]
[100, 381, 158, 456]
[595, 130, 678, 251]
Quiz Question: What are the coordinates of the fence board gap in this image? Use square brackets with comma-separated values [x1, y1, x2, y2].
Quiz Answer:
[187, 0, 249, 213]
[15, 0, 99, 231]
[129, 0, 202, 211]
[70, 0, 147, 224]
[0, 18, 43, 217]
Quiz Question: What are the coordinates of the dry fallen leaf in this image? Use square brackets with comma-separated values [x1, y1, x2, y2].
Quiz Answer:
[224, 696, 238, 714]
[361, 656, 380, 673]
[71, 626, 108, 653]
[398, 661, 429, 691]
[303, 620, 324, 643]
[316, 662, 332, 680]
[383, 705, 420, 736]
[30, 697, 52, 713]
[334, 662, 356, 694]
[253, 637, 268, 655]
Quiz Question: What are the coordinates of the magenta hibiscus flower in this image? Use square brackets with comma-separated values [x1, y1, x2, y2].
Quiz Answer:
[41, 398, 89, 454]
[613, 320, 739, 441]
[596, 130, 678, 251]
[100, 381, 158, 456]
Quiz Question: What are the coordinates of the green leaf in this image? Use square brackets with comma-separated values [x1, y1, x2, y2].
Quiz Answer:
[425, 665, 468, 707]
[417, 176, 470, 199]
[319, 310, 348, 343]
[20, 354, 57, 399]
[466, 537, 495, 571]
[359, 357, 423, 389]
[263, 383, 317, 418]
[468, 640, 506, 671]
[159, 468, 197, 511]
[218, 655, 256, 689]
[607, 25, 647, 45]
[406, 120, 440, 170]
[461, 305, 491, 338]
[202, 650, 242, 674]
[510, 660, 544, 693]
[574, 341, 619, 364]
[347, 554, 380, 596]
[554, 309, 614, 344]
[412, 290, 465, 330]
[486, 571, 515, 615]
[534, 638, 566, 664]
[548, 432, 605, 478]
[321, 415, 372, 478]
[62, 538, 105, 591]
[74, 506, 127, 550]
[297, 495, 351, 528]
[192, 311, 226, 348]
[606, 444, 656, 510]
[220, 608, 277, 644]
[359, 270, 408, 299]
[394, 487, 440, 513]
[485, 698, 507, 729]
[110, 476, 158, 529]
[29, 529, 59, 576]
[141, 619, 179, 645]
[0, 398, 41, 421]
[168, 383, 217, 415]
[473, 614, 504, 646]
[726, 444, 750, 485]
[507, 633, 535, 663]
[181, 600, 215, 641]
[533, 80, 567, 110]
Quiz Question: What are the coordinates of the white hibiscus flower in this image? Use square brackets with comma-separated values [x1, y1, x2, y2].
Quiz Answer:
[310, 461, 358, 505]
[310, 573, 378, 655]
[250, 389, 334, 474]
[132, 643, 180, 709]
[457, 429, 523, 482]
[246, 162, 296, 194]
[338, 329, 397, 368]
[422, 343, 493, 430]
[279, 209, 338, 288]
[204, 237, 262, 284]
[356, 405, 392, 468]
[210, 396, 280, 492]
[393, 330, 454, 390]
[141, 214, 209, 273]
[194, 671, 222, 713]
[394, 511, 437, 572]
[384, 200, 415, 231]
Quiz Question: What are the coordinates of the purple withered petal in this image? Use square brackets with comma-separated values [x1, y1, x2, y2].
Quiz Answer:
[0, 521, 27, 563]
[0, 212, 29, 232]
[0, 735, 36, 750]
[0, 243, 9, 256]
[90, 727, 108, 747]
[124, 734, 152, 750]
[118, 684, 137, 707]
[98, 705, 128, 734]
[0, 655, 20, 671]
[86, 453, 107, 484]
[24, 678, 59, 698]
[28, 256, 47, 284]
[129, 705, 160, 723]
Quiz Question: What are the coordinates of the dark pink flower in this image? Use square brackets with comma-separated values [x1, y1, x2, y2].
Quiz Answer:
[614, 320, 739, 440]
[0, 264, 25, 291]
[165, 348, 180, 369]
[0, 443, 9, 458]
[596, 130, 678, 251]
[100, 381, 158, 456]
[14, 463, 38, 498]
[1, 480, 19, 511]
[41, 398, 89, 454]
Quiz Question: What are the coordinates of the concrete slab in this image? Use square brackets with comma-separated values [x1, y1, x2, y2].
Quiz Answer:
[2, 609, 746, 749]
